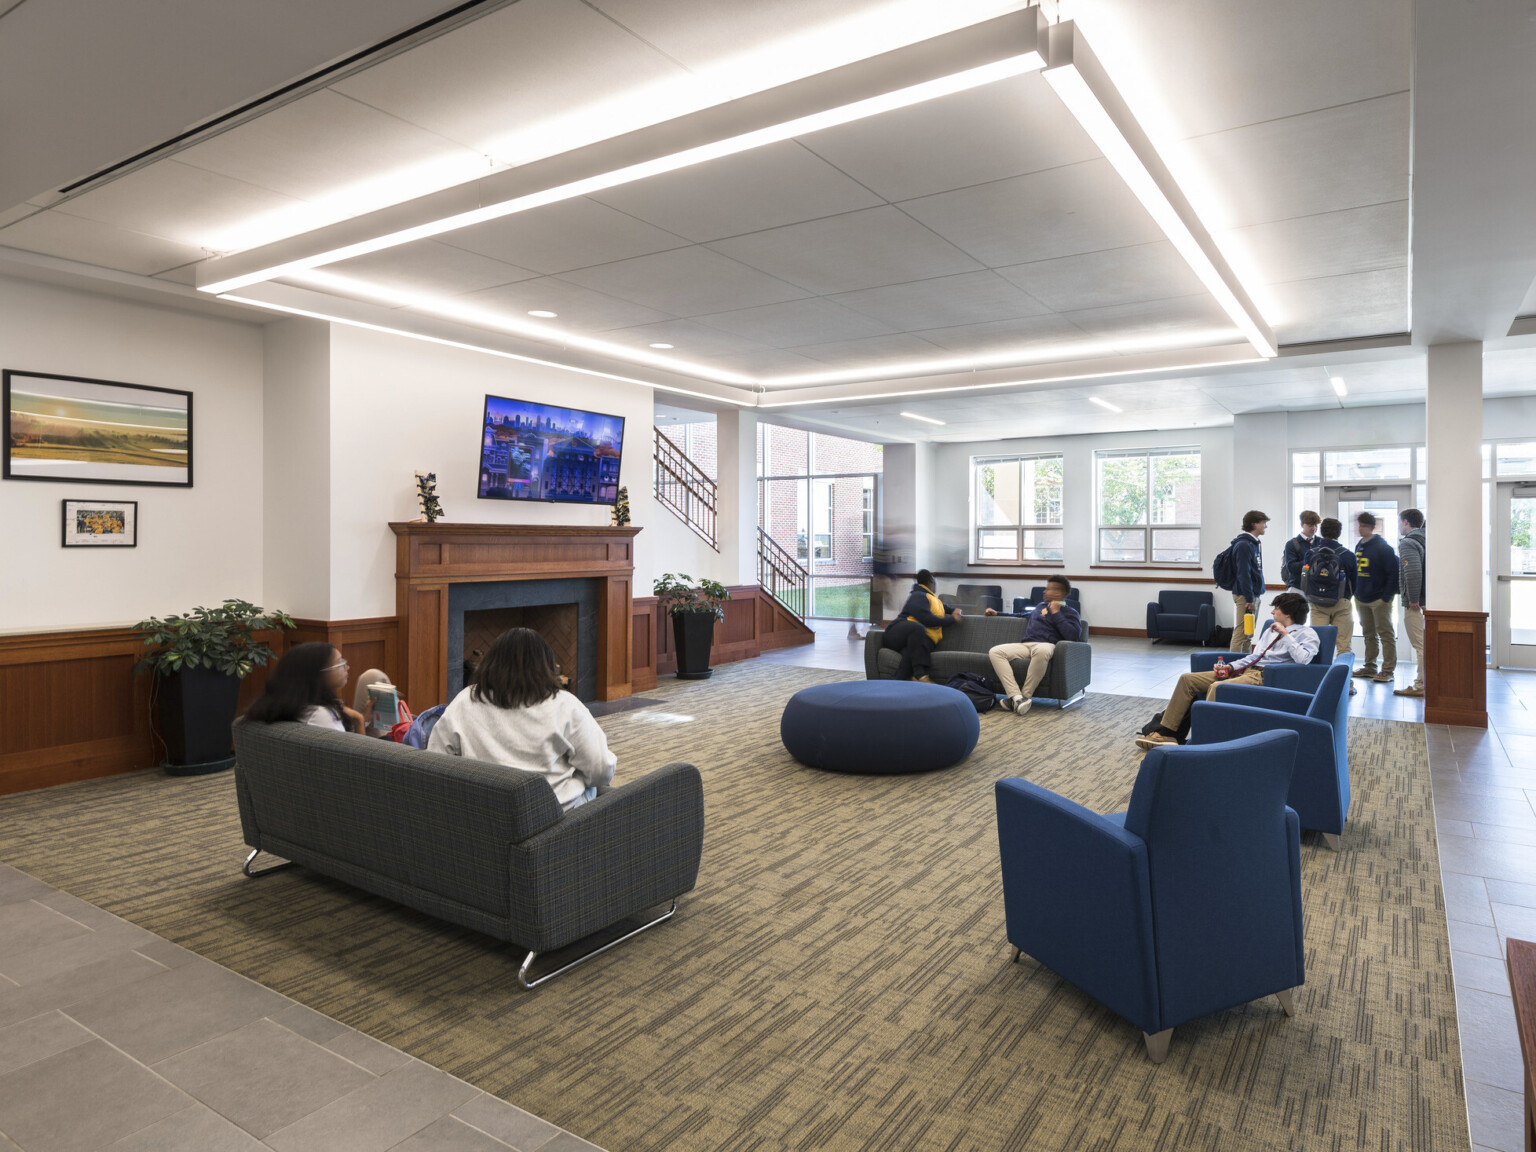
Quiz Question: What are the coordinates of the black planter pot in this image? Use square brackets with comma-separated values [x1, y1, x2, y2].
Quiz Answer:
[672, 611, 718, 680]
[157, 666, 241, 775]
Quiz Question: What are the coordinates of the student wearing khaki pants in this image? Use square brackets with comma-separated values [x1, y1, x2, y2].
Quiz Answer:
[1303, 518, 1357, 657]
[1395, 509, 1428, 697]
[1352, 511, 1400, 684]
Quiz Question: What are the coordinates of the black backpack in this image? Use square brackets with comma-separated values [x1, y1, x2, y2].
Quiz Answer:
[1303, 541, 1346, 607]
[1212, 540, 1240, 591]
[945, 672, 998, 713]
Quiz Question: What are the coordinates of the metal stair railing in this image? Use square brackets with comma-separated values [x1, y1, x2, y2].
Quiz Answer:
[758, 526, 809, 620]
[653, 427, 717, 550]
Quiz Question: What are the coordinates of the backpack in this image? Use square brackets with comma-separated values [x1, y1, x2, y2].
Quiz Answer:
[1212, 541, 1240, 591]
[396, 703, 445, 748]
[944, 672, 998, 713]
[1302, 541, 1346, 607]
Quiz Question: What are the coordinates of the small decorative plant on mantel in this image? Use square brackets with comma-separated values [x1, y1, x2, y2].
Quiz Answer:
[133, 599, 295, 775]
[654, 573, 730, 680]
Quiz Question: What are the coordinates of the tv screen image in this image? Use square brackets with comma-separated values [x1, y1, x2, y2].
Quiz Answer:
[477, 395, 625, 505]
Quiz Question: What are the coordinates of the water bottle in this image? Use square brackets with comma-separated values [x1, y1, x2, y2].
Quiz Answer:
[1214, 656, 1230, 681]
[1243, 612, 1255, 636]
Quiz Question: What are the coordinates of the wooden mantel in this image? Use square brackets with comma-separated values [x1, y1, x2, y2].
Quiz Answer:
[390, 522, 641, 706]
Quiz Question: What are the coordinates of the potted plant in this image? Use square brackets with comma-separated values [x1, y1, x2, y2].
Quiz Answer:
[654, 573, 730, 680]
[133, 599, 295, 775]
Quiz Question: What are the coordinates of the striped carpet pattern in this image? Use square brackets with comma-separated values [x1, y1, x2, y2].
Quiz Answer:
[0, 663, 1468, 1151]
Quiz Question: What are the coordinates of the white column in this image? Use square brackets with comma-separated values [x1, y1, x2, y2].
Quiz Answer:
[1425, 342, 1483, 610]
[715, 408, 759, 587]
[1231, 411, 1290, 610]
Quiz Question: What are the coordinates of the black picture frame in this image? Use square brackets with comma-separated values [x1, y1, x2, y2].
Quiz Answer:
[62, 499, 139, 547]
[4, 369, 194, 487]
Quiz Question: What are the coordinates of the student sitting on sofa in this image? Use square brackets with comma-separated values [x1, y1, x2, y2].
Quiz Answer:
[428, 627, 615, 810]
[244, 642, 367, 733]
[881, 569, 963, 682]
[1134, 591, 1319, 750]
[980, 574, 1083, 715]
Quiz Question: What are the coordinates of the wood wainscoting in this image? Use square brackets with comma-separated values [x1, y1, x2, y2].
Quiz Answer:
[1424, 609, 1489, 728]
[632, 585, 814, 691]
[288, 617, 403, 707]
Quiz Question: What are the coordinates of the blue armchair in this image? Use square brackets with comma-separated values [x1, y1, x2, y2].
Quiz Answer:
[995, 730, 1304, 1062]
[955, 583, 1004, 613]
[1012, 586, 1082, 615]
[1146, 591, 1215, 644]
[1190, 660, 1354, 849]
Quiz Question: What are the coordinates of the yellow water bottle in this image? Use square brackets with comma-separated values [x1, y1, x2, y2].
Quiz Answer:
[1243, 612, 1255, 636]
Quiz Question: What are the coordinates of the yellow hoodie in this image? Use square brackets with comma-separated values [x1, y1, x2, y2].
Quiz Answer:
[905, 587, 948, 644]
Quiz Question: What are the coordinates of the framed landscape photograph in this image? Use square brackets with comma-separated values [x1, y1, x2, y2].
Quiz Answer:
[62, 499, 138, 547]
[4, 370, 192, 486]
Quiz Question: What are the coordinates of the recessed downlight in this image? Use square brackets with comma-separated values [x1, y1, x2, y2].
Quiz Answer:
[527, 309, 558, 318]
[900, 411, 945, 426]
[1088, 396, 1123, 413]
[649, 342, 675, 349]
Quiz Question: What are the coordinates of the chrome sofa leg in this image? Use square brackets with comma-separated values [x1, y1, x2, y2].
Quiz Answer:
[1276, 988, 1297, 1016]
[1320, 832, 1341, 851]
[1143, 1028, 1173, 1063]
[517, 900, 678, 991]
[242, 849, 295, 878]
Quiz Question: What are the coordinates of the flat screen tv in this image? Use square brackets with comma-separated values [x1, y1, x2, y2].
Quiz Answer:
[476, 394, 625, 505]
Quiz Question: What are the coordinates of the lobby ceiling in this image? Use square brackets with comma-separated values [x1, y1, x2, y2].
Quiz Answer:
[1, 0, 1533, 438]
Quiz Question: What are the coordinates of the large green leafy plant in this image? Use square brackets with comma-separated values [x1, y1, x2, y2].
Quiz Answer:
[653, 574, 730, 621]
[133, 599, 295, 679]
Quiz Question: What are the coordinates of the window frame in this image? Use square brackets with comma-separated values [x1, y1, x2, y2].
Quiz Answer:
[969, 452, 1065, 565]
[1093, 447, 1202, 567]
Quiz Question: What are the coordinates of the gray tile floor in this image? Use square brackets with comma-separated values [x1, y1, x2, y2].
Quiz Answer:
[777, 619, 1530, 1152]
[0, 866, 604, 1152]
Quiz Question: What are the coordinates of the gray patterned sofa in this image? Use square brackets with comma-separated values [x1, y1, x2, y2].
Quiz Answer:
[864, 613, 1092, 707]
[231, 719, 703, 987]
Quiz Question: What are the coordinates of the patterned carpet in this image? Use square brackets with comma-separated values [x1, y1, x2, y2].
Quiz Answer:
[0, 662, 1469, 1152]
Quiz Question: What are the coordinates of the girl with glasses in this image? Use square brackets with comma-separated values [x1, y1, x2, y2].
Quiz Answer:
[244, 642, 366, 734]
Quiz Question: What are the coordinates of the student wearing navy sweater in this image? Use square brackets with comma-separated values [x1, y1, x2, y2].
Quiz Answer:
[1352, 511, 1400, 683]
[981, 575, 1082, 715]
[1227, 510, 1270, 654]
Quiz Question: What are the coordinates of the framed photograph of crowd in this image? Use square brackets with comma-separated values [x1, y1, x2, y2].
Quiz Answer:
[4, 369, 193, 487]
[62, 499, 138, 547]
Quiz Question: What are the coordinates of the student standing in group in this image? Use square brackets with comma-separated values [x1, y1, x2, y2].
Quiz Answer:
[1395, 509, 1428, 697]
[1281, 510, 1321, 592]
[1303, 517, 1358, 657]
[1224, 510, 1269, 654]
[1352, 512, 1400, 684]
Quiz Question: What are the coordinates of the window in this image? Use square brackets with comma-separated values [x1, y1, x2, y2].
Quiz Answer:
[861, 479, 874, 561]
[1323, 446, 1410, 481]
[1095, 449, 1201, 564]
[813, 479, 832, 560]
[971, 455, 1064, 562]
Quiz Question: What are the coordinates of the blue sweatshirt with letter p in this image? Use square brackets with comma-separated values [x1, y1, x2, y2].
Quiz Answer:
[1353, 535, 1399, 602]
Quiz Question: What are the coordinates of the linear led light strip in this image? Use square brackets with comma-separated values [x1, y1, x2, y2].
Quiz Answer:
[197, 11, 1048, 295]
[1042, 22, 1276, 359]
[219, 292, 757, 408]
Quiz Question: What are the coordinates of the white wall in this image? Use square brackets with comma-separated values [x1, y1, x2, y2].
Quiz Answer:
[262, 318, 331, 619]
[0, 276, 264, 631]
[325, 325, 660, 618]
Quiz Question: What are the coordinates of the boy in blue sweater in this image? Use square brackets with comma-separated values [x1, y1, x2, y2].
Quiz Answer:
[1352, 512, 1400, 683]
[982, 575, 1082, 715]
[1227, 510, 1269, 653]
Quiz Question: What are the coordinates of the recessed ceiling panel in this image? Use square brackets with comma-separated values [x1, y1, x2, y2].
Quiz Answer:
[558, 246, 812, 316]
[898, 158, 1165, 269]
[1265, 267, 1408, 343]
[589, 141, 884, 243]
[331, 0, 691, 159]
[1216, 201, 1407, 287]
[801, 72, 1098, 202]
[0, 209, 207, 276]
[439, 198, 688, 275]
[995, 242, 1203, 313]
[828, 270, 1051, 331]
[705, 205, 983, 296]
[460, 276, 676, 331]
[1059, 295, 1233, 345]
[782, 331, 946, 369]
[326, 241, 538, 295]
[910, 312, 1089, 356]
[695, 297, 897, 347]
[594, 318, 774, 358]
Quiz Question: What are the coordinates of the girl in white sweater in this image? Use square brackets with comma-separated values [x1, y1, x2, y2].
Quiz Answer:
[428, 627, 615, 810]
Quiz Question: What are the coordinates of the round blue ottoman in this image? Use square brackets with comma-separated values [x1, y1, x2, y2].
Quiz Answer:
[780, 681, 980, 774]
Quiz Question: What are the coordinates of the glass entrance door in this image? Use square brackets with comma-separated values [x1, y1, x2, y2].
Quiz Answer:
[1494, 483, 1536, 668]
[1329, 486, 1413, 551]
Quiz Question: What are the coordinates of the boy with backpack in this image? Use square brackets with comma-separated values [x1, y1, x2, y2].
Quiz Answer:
[1395, 509, 1427, 697]
[1282, 510, 1321, 591]
[1213, 510, 1269, 653]
[1303, 517, 1357, 656]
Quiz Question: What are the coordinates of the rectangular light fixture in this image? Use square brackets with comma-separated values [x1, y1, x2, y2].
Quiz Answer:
[197, 10, 1046, 295]
[1088, 396, 1123, 412]
[1042, 23, 1277, 359]
[1329, 375, 1348, 397]
[900, 411, 946, 425]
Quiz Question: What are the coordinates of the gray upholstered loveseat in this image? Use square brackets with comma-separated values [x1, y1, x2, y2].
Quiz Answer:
[864, 613, 1092, 707]
[231, 719, 703, 987]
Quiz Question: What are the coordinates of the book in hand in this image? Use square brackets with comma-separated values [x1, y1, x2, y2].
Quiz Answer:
[366, 683, 402, 730]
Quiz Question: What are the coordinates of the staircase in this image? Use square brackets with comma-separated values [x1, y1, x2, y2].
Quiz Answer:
[758, 527, 809, 621]
[653, 426, 717, 550]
